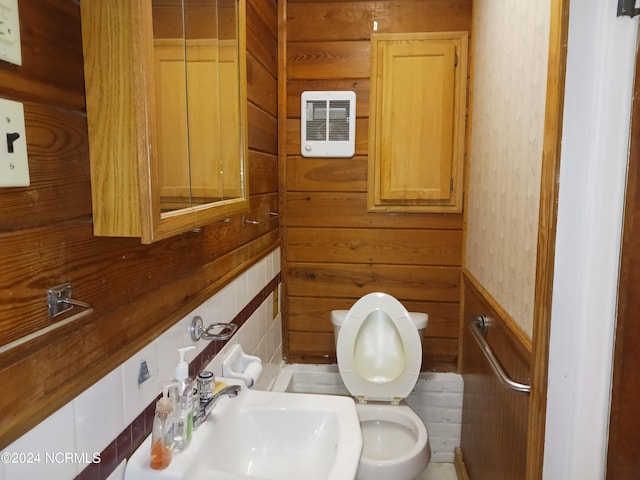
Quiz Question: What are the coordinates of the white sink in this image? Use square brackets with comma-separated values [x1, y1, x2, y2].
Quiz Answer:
[125, 378, 363, 480]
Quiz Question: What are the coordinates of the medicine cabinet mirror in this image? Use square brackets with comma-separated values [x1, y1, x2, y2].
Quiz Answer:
[81, 0, 249, 244]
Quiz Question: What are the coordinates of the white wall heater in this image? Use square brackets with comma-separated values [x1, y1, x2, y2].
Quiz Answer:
[300, 90, 356, 158]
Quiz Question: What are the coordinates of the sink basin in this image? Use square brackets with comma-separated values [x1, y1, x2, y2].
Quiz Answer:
[125, 378, 363, 480]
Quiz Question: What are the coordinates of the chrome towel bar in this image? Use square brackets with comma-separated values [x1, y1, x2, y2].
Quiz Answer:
[469, 315, 531, 396]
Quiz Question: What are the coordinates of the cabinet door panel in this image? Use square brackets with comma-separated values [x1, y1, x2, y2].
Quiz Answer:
[368, 32, 467, 213]
[154, 42, 191, 202]
[379, 41, 455, 202]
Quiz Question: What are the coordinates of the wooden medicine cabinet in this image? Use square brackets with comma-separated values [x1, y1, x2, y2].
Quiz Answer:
[368, 32, 468, 213]
[80, 0, 249, 244]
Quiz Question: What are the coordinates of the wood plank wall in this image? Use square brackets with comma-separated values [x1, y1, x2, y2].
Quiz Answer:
[459, 270, 532, 479]
[281, 0, 471, 371]
[0, 0, 278, 449]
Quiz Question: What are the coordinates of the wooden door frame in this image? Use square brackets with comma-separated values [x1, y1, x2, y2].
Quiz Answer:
[527, 0, 570, 478]
[606, 21, 640, 480]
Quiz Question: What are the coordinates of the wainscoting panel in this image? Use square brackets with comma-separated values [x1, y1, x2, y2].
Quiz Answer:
[460, 270, 532, 479]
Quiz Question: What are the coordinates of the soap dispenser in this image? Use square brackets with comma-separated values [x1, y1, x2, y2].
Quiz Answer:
[173, 345, 196, 451]
[150, 383, 177, 470]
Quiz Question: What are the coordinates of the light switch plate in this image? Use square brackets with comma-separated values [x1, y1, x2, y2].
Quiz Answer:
[0, 0, 21, 66]
[0, 97, 29, 187]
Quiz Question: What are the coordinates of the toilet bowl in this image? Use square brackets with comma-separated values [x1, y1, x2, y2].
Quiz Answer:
[331, 292, 431, 480]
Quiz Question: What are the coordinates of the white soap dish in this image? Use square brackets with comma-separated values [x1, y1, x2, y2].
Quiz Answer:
[222, 344, 263, 388]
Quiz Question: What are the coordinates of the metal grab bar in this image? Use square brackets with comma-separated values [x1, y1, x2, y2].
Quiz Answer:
[469, 315, 531, 396]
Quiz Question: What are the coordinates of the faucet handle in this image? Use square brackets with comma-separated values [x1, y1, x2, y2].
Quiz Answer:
[218, 384, 242, 398]
[197, 370, 215, 400]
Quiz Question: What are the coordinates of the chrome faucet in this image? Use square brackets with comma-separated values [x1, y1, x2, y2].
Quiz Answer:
[193, 383, 241, 430]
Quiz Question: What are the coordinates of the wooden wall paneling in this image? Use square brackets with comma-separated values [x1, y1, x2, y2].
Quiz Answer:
[282, 0, 470, 370]
[2, 0, 86, 110]
[287, 41, 371, 79]
[286, 1, 472, 41]
[370, 1, 472, 34]
[287, 263, 460, 301]
[287, 2, 377, 41]
[286, 193, 463, 229]
[288, 296, 458, 335]
[248, 102, 278, 154]
[246, 0, 278, 74]
[247, 54, 277, 115]
[0, 0, 279, 449]
[286, 156, 368, 192]
[0, 195, 280, 368]
[0, 102, 90, 230]
[287, 228, 462, 265]
[423, 337, 458, 369]
[460, 271, 532, 480]
[289, 330, 335, 363]
[248, 151, 278, 195]
[247, 0, 278, 40]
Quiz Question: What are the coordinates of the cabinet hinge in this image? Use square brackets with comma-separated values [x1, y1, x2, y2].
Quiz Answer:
[450, 178, 454, 191]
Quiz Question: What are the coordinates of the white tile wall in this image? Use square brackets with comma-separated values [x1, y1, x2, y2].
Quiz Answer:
[74, 367, 125, 464]
[407, 373, 464, 463]
[0, 248, 282, 480]
[273, 365, 464, 463]
[2, 402, 77, 479]
[121, 342, 158, 426]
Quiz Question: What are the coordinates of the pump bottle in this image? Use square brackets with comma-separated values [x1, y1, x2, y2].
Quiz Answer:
[173, 345, 196, 451]
[150, 383, 177, 470]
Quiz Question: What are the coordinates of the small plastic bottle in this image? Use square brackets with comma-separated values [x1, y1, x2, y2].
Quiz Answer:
[150, 384, 176, 470]
[173, 346, 196, 451]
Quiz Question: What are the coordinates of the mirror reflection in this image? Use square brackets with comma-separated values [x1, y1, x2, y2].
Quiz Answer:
[152, 0, 244, 213]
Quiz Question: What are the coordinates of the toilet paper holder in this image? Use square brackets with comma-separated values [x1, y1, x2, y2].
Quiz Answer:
[222, 344, 262, 388]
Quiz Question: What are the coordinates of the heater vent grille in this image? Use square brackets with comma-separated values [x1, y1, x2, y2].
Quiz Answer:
[301, 91, 356, 157]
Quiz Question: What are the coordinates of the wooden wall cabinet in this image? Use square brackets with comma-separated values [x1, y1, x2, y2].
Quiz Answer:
[368, 32, 468, 213]
[80, 0, 249, 244]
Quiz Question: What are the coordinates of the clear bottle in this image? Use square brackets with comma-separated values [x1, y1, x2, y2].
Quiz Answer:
[173, 346, 196, 451]
[150, 384, 176, 470]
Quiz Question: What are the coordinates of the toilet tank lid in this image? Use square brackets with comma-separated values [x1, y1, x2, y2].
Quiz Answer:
[331, 310, 428, 329]
[331, 310, 349, 326]
[410, 312, 428, 330]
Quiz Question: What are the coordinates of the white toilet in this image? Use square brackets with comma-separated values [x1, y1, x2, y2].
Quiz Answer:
[331, 292, 431, 480]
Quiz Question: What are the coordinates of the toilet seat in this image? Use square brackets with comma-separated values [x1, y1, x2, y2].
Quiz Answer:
[336, 292, 422, 403]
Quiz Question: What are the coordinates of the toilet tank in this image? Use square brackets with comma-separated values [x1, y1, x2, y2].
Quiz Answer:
[330, 310, 428, 346]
